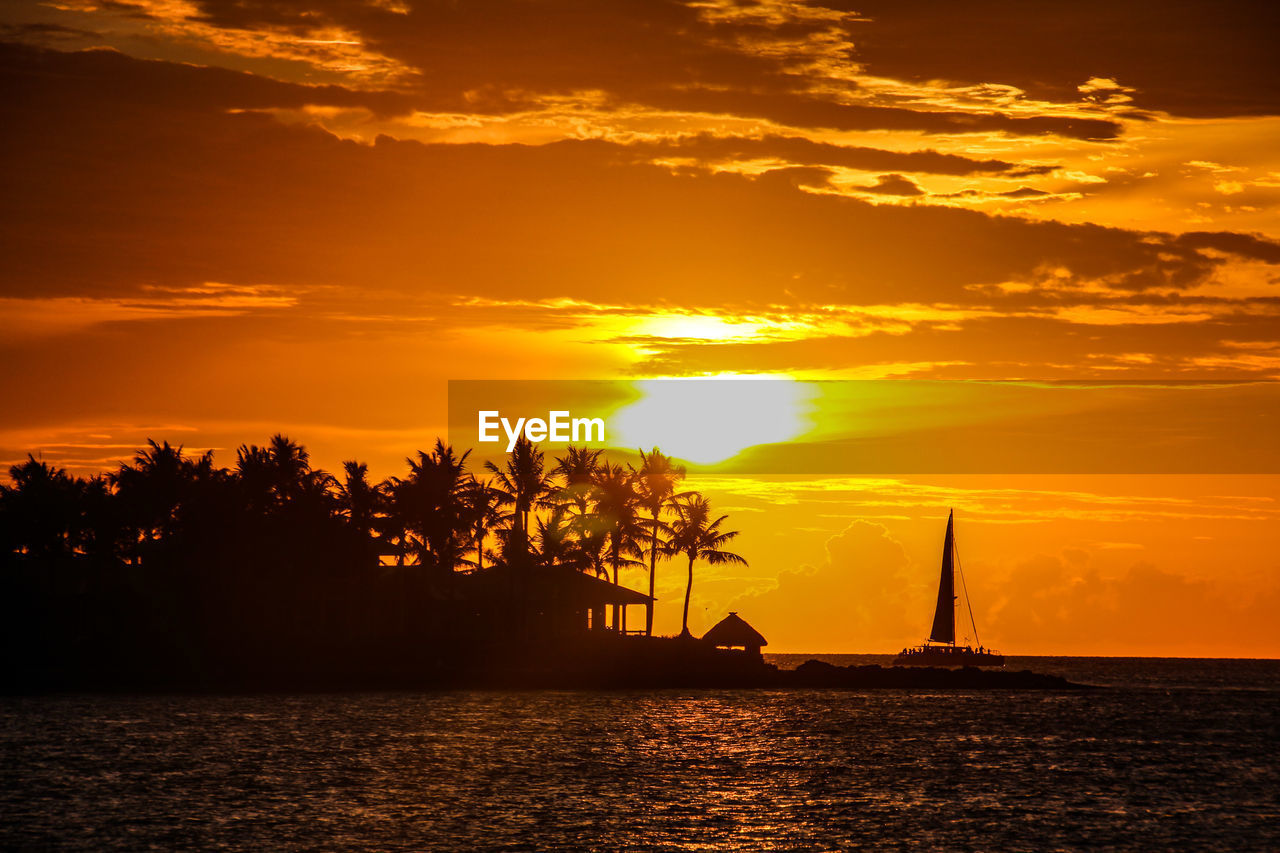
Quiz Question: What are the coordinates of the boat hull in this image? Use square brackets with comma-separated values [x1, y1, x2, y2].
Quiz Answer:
[893, 647, 1005, 668]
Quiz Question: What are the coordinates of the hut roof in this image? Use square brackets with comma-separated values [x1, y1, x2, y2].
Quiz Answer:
[455, 566, 653, 606]
[562, 570, 653, 606]
[702, 612, 768, 648]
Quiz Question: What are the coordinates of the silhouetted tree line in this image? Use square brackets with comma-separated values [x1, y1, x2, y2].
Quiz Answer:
[0, 435, 743, 688]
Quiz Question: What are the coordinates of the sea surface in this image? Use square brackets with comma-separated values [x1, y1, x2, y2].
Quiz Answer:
[2, 657, 1276, 851]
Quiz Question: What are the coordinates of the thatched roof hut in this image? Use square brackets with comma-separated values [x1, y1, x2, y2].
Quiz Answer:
[702, 612, 767, 656]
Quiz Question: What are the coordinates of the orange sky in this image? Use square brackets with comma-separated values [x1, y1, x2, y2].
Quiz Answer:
[2, 0, 1278, 655]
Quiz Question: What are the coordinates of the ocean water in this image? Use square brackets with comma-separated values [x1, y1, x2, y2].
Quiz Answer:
[2, 658, 1276, 851]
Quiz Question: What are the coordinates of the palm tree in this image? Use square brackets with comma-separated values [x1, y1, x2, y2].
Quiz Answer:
[666, 494, 747, 638]
[393, 439, 473, 576]
[591, 461, 645, 631]
[290, 469, 337, 512]
[77, 474, 122, 568]
[631, 447, 685, 635]
[572, 510, 610, 578]
[234, 442, 275, 514]
[336, 461, 384, 539]
[268, 434, 312, 502]
[532, 505, 588, 572]
[462, 477, 504, 572]
[551, 446, 603, 516]
[234, 434, 327, 511]
[111, 439, 193, 544]
[484, 437, 553, 568]
[1, 456, 85, 561]
[551, 446, 606, 576]
[334, 460, 385, 572]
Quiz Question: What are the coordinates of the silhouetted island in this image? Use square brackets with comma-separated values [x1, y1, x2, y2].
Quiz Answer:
[1, 434, 1085, 692]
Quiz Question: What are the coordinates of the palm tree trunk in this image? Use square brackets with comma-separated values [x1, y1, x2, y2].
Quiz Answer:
[681, 554, 694, 637]
[611, 539, 621, 632]
[646, 524, 657, 636]
[518, 508, 527, 566]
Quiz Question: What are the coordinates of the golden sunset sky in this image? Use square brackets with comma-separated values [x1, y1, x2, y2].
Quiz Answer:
[2, 0, 1277, 655]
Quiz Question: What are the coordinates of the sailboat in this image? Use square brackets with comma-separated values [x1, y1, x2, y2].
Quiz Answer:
[894, 510, 1004, 667]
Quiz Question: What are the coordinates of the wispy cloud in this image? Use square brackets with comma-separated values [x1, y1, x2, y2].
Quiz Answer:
[0, 284, 300, 340]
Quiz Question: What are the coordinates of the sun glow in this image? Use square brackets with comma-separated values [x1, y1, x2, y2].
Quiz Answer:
[630, 314, 768, 341]
[611, 376, 816, 464]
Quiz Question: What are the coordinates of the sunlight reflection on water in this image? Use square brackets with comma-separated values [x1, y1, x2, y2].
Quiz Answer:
[2, 669, 1277, 850]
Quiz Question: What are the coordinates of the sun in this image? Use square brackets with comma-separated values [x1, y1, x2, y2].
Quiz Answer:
[610, 376, 815, 465]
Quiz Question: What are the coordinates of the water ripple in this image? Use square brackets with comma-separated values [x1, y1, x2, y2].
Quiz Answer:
[2, 676, 1278, 850]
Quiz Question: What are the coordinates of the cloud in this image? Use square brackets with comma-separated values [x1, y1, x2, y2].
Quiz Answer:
[0, 22, 100, 44]
[0, 42, 415, 116]
[0, 48, 1246, 307]
[999, 186, 1052, 199]
[1, 32, 1278, 455]
[3, 41, 1276, 387]
[626, 308, 1280, 379]
[642, 87, 1121, 140]
[617, 133, 1057, 177]
[728, 520, 921, 651]
[696, 475, 1280, 523]
[0, 285, 301, 340]
[859, 173, 923, 196]
[975, 555, 1280, 656]
[13, 0, 1129, 139]
[845, 0, 1280, 118]
[1173, 231, 1280, 264]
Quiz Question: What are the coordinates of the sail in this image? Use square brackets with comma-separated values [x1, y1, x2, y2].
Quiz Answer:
[928, 510, 956, 644]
